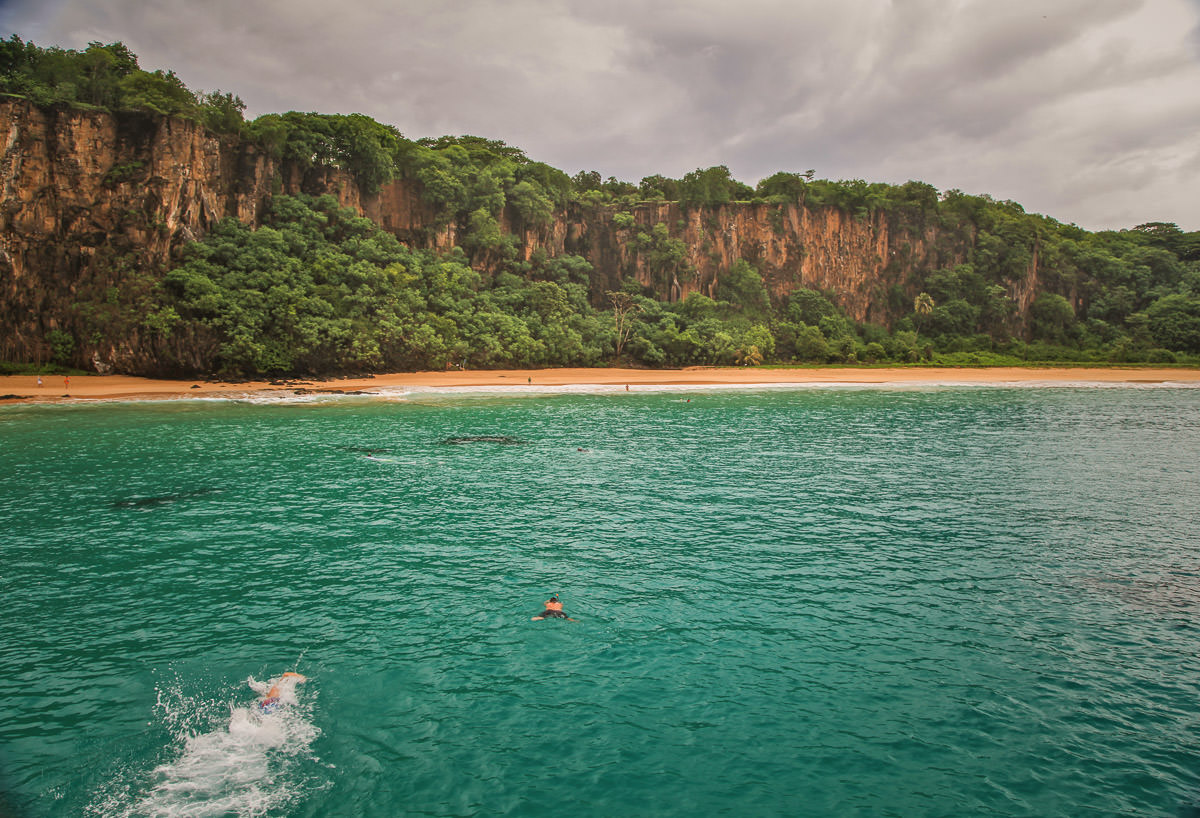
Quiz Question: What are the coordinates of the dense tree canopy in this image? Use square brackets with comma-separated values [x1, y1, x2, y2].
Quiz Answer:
[157, 195, 610, 375]
[5, 37, 1199, 374]
[0, 35, 246, 132]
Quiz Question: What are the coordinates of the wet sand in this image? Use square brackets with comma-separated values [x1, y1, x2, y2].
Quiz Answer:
[2, 366, 1199, 403]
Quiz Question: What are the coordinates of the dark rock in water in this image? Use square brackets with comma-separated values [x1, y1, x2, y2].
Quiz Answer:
[1177, 801, 1200, 818]
[112, 488, 220, 509]
[440, 435, 526, 445]
[191, 384, 201, 389]
[0, 394, 25, 400]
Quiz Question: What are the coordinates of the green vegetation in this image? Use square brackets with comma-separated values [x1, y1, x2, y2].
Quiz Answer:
[157, 195, 608, 375]
[0, 36, 247, 133]
[155, 194, 901, 377]
[0, 361, 91, 376]
[4, 37, 1199, 375]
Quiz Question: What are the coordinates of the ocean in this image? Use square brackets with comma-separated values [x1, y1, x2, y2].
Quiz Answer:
[1, 384, 1198, 817]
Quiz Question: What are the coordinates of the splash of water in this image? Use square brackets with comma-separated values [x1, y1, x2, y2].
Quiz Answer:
[93, 677, 321, 817]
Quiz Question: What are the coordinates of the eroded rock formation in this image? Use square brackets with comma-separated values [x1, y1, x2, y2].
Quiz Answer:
[0, 100, 1028, 371]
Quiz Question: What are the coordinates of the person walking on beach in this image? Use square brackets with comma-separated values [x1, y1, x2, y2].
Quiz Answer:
[63, 375, 69, 392]
[532, 595, 575, 621]
[36, 375, 42, 387]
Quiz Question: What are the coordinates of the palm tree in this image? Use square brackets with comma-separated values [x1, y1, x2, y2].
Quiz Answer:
[913, 292, 935, 361]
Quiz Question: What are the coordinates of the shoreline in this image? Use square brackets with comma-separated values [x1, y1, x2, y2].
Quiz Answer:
[2, 366, 1200, 404]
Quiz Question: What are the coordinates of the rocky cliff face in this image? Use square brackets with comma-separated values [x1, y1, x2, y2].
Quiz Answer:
[0, 100, 394, 370]
[1, 100, 269, 369]
[553, 202, 974, 324]
[0, 100, 1015, 372]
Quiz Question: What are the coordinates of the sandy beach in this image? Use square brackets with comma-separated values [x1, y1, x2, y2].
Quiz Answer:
[2, 366, 1199, 403]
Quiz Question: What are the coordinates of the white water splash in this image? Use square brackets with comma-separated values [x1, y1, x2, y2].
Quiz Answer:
[93, 676, 321, 818]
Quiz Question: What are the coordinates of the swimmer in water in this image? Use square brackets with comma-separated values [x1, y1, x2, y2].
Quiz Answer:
[532, 595, 576, 621]
[249, 671, 307, 712]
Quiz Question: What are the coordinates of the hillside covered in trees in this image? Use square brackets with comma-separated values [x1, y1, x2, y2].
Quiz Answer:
[2, 36, 1199, 377]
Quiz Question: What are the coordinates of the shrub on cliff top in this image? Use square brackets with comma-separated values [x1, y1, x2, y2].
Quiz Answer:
[0, 35, 246, 132]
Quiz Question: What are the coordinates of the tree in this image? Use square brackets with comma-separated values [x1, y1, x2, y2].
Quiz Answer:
[755, 171, 813, 203]
[788, 288, 840, 325]
[862, 341, 886, 363]
[508, 180, 555, 228]
[571, 170, 602, 192]
[679, 165, 742, 207]
[927, 298, 980, 337]
[79, 41, 138, 107]
[737, 324, 775, 365]
[117, 69, 197, 117]
[1029, 293, 1076, 344]
[633, 223, 692, 290]
[913, 292, 935, 322]
[639, 174, 680, 201]
[607, 290, 644, 360]
[792, 323, 830, 362]
[716, 260, 770, 316]
[1144, 294, 1200, 352]
[199, 90, 245, 135]
[913, 292, 935, 358]
[335, 114, 401, 193]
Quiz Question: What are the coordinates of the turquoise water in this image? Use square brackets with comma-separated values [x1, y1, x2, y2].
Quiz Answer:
[1, 385, 1199, 817]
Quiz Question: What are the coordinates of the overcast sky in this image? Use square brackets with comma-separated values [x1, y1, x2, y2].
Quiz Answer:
[5, 0, 1199, 231]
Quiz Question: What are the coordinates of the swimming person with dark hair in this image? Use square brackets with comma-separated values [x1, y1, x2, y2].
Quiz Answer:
[532, 595, 575, 621]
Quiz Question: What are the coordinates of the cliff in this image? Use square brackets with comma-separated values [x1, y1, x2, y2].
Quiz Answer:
[557, 202, 973, 324]
[1, 100, 267, 370]
[0, 100, 1021, 372]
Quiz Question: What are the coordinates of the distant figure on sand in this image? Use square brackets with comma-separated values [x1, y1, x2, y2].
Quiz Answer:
[63, 375, 69, 392]
[532, 595, 575, 621]
[249, 671, 307, 712]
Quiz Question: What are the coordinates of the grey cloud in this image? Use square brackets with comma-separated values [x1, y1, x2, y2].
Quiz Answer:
[3, 0, 1197, 229]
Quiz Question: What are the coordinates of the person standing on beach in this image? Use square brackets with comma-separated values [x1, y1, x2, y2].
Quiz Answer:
[63, 375, 69, 392]
[36, 375, 42, 387]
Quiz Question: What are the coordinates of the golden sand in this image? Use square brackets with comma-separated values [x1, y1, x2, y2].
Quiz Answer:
[2, 366, 1198, 404]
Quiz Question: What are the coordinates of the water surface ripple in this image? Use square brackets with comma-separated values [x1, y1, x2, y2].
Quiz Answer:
[1, 388, 1199, 816]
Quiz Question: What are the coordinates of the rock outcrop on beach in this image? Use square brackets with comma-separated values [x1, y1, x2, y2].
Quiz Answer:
[0, 98, 1034, 371]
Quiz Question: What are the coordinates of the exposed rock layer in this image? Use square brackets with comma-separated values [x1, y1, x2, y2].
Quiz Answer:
[0, 101, 1023, 372]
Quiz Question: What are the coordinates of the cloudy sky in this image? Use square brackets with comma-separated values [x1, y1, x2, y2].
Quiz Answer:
[5, 0, 1199, 231]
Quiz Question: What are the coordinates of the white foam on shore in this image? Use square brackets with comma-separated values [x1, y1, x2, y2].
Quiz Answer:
[6, 377, 1200, 408]
[289, 378, 1200, 402]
